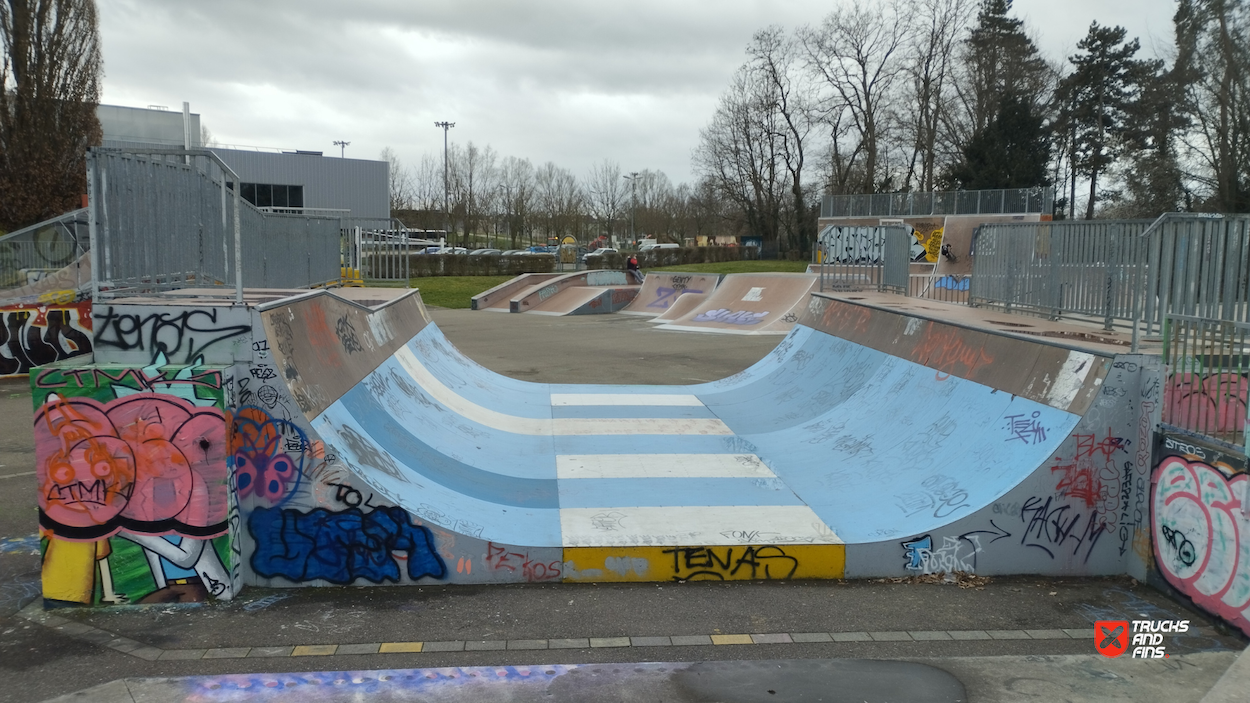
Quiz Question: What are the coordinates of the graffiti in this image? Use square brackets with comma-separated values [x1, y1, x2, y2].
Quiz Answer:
[819, 227, 897, 264]
[335, 315, 363, 355]
[1047, 430, 1131, 536]
[1153, 457, 1250, 637]
[249, 506, 446, 585]
[933, 275, 970, 291]
[819, 302, 873, 335]
[0, 303, 92, 377]
[484, 543, 562, 582]
[692, 309, 769, 325]
[662, 546, 798, 581]
[536, 284, 559, 301]
[230, 407, 308, 507]
[782, 312, 799, 323]
[250, 366, 277, 380]
[1003, 411, 1048, 444]
[1164, 372, 1248, 435]
[901, 522, 1011, 575]
[895, 474, 970, 519]
[910, 324, 993, 377]
[93, 306, 250, 363]
[1018, 495, 1107, 562]
[35, 393, 229, 540]
[35, 358, 225, 397]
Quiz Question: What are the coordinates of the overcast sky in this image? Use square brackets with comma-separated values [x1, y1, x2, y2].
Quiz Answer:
[99, 0, 1178, 185]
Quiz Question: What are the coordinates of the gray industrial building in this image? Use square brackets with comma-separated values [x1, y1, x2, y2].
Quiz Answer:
[97, 103, 388, 219]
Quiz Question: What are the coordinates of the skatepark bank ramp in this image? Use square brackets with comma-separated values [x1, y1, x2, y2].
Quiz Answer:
[32, 284, 1161, 608]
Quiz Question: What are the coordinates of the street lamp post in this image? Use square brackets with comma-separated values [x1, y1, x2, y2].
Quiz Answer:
[435, 121, 455, 242]
[623, 172, 639, 247]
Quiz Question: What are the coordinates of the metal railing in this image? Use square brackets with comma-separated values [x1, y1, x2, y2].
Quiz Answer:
[968, 214, 1250, 350]
[88, 148, 342, 301]
[821, 187, 1053, 219]
[1163, 314, 1250, 454]
[816, 225, 910, 294]
[341, 218, 422, 284]
[0, 208, 90, 292]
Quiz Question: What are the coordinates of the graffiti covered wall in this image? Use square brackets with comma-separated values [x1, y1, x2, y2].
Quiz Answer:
[0, 298, 92, 378]
[1152, 433, 1250, 636]
[33, 358, 237, 605]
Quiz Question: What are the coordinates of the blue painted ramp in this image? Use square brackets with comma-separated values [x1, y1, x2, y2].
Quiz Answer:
[307, 320, 1083, 549]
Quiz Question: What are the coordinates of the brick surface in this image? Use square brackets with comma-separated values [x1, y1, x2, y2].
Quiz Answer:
[548, 639, 590, 649]
[203, 648, 251, 659]
[751, 633, 793, 644]
[630, 637, 672, 647]
[670, 635, 713, 646]
[791, 633, 833, 643]
[379, 642, 425, 653]
[292, 645, 338, 656]
[335, 643, 382, 655]
[507, 640, 548, 650]
[590, 637, 631, 648]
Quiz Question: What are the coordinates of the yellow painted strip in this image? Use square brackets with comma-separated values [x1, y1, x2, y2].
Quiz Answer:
[292, 645, 338, 656]
[379, 642, 424, 653]
[711, 634, 753, 645]
[563, 544, 846, 583]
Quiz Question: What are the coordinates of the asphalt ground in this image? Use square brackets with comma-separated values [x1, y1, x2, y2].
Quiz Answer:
[0, 307, 1246, 702]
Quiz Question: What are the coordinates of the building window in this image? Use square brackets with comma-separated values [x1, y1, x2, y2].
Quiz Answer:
[231, 183, 304, 209]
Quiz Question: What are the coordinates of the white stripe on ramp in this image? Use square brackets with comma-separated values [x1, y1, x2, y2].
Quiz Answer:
[394, 346, 731, 436]
[551, 393, 704, 407]
[560, 506, 841, 547]
[557, 454, 774, 479]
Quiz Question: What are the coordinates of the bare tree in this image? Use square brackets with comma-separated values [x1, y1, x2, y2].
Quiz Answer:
[801, 0, 911, 194]
[448, 141, 497, 246]
[380, 147, 415, 213]
[0, 0, 103, 232]
[900, 0, 970, 192]
[497, 156, 535, 249]
[584, 159, 624, 241]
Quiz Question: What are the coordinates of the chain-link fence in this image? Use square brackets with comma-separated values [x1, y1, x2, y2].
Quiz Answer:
[821, 187, 1053, 218]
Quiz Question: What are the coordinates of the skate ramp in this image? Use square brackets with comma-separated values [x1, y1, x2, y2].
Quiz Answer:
[471, 273, 561, 311]
[650, 291, 709, 324]
[261, 288, 1129, 580]
[620, 272, 721, 316]
[508, 270, 631, 314]
[526, 285, 639, 316]
[659, 273, 818, 335]
[0, 252, 91, 305]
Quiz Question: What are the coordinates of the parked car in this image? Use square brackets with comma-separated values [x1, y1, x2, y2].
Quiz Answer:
[638, 243, 679, 252]
[469, 248, 502, 256]
[527, 245, 556, 254]
[582, 247, 618, 263]
[500, 249, 525, 255]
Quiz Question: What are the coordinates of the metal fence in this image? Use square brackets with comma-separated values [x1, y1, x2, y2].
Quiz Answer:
[815, 226, 910, 294]
[341, 218, 429, 284]
[821, 187, 1053, 219]
[89, 148, 342, 301]
[1163, 314, 1250, 454]
[0, 208, 90, 292]
[968, 214, 1250, 350]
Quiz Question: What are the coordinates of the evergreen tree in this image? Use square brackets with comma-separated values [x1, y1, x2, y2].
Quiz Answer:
[942, 92, 1050, 189]
[1056, 23, 1150, 218]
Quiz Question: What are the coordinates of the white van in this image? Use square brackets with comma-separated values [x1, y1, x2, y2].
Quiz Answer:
[639, 243, 680, 252]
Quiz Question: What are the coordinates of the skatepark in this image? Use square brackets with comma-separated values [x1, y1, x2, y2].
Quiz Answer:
[3, 154, 1250, 701]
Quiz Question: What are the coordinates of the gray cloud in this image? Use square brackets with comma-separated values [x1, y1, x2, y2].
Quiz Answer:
[100, 0, 1177, 185]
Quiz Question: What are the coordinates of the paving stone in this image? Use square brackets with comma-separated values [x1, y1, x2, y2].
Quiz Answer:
[670, 635, 713, 646]
[1025, 629, 1072, 640]
[248, 646, 295, 657]
[292, 645, 338, 656]
[54, 622, 94, 635]
[869, 631, 913, 642]
[106, 638, 144, 653]
[159, 649, 207, 660]
[947, 631, 992, 641]
[422, 641, 465, 652]
[1064, 628, 1094, 639]
[986, 630, 1031, 640]
[830, 632, 872, 642]
[130, 647, 165, 661]
[77, 629, 115, 644]
[379, 642, 424, 653]
[630, 637, 672, 647]
[590, 637, 631, 648]
[791, 632, 833, 643]
[465, 640, 506, 651]
[548, 639, 590, 649]
[909, 631, 953, 641]
[335, 643, 381, 655]
[203, 647, 251, 659]
[507, 639, 548, 650]
[751, 633, 793, 644]
[711, 634, 754, 645]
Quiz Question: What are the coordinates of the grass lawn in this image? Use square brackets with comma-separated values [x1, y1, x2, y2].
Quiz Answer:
[647, 260, 811, 275]
[408, 275, 514, 308]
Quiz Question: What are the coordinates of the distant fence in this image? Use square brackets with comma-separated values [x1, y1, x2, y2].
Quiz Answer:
[821, 187, 1053, 219]
[0, 208, 90, 292]
[88, 148, 341, 301]
[969, 214, 1250, 350]
[1163, 314, 1250, 453]
[815, 226, 910, 294]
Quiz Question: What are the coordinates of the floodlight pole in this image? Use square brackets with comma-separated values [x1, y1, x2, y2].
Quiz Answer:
[435, 121, 455, 242]
[333, 140, 350, 158]
[623, 172, 640, 245]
